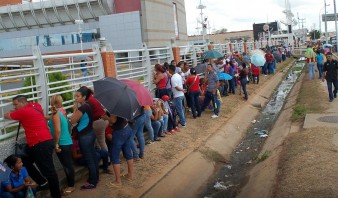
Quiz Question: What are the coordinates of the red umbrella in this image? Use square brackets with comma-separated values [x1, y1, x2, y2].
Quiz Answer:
[120, 79, 153, 106]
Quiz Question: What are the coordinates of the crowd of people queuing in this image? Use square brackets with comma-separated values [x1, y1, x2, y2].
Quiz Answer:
[0, 46, 290, 198]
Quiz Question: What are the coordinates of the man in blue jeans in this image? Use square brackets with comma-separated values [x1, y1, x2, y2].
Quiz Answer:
[322, 52, 338, 102]
[201, 64, 220, 118]
[168, 65, 186, 127]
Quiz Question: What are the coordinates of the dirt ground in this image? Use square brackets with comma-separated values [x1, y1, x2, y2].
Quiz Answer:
[238, 68, 337, 198]
[273, 78, 338, 197]
[60, 59, 294, 198]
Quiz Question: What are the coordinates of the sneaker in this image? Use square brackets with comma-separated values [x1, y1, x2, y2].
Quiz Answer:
[154, 137, 161, 141]
[145, 140, 154, 145]
[170, 131, 176, 135]
[329, 98, 334, 102]
[211, 114, 219, 118]
[80, 183, 96, 190]
[180, 124, 186, 128]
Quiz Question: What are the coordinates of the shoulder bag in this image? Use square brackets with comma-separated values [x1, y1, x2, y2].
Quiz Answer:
[15, 122, 29, 157]
[187, 76, 198, 94]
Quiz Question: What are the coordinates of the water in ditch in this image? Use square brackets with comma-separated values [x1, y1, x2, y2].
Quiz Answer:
[199, 60, 305, 198]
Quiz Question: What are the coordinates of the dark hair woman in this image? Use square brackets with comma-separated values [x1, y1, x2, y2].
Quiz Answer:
[70, 87, 99, 190]
[185, 68, 201, 118]
[239, 62, 249, 100]
[153, 64, 169, 98]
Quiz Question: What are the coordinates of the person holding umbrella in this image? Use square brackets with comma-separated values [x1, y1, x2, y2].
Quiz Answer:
[107, 113, 134, 187]
[70, 87, 99, 190]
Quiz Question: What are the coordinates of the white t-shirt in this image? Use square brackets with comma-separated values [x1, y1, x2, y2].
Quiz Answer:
[171, 73, 184, 98]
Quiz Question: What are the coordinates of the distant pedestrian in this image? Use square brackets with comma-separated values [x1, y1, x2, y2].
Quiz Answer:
[201, 63, 220, 118]
[322, 52, 338, 102]
[168, 65, 187, 127]
[239, 63, 249, 100]
[305, 46, 316, 80]
[315, 50, 325, 79]
[185, 68, 201, 118]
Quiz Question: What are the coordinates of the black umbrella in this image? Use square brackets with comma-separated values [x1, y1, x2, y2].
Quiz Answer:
[93, 77, 141, 120]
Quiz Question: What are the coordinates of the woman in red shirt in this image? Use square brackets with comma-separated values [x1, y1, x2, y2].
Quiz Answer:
[153, 64, 167, 98]
[185, 68, 201, 118]
[250, 63, 260, 84]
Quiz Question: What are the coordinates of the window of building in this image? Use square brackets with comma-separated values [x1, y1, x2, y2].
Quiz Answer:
[0, 29, 100, 51]
[173, 3, 179, 39]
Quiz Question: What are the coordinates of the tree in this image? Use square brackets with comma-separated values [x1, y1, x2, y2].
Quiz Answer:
[309, 29, 321, 40]
[22, 72, 73, 108]
[213, 28, 228, 34]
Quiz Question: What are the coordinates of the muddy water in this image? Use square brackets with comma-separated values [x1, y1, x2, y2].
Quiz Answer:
[199, 61, 305, 198]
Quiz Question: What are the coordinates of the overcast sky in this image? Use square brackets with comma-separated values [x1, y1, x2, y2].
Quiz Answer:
[185, 0, 336, 35]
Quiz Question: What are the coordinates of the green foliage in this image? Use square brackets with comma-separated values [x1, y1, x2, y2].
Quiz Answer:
[291, 105, 307, 121]
[309, 29, 321, 40]
[22, 72, 73, 103]
[254, 150, 271, 163]
[214, 28, 228, 34]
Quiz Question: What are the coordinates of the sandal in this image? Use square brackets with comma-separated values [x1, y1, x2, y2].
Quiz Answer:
[62, 186, 75, 195]
[109, 182, 122, 188]
[121, 174, 133, 181]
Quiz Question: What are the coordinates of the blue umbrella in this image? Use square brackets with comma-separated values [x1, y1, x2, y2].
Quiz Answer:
[203, 50, 223, 59]
[218, 72, 232, 80]
[250, 53, 266, 66]
[323, 43, 332, 48]
[0, 162, 11, 182]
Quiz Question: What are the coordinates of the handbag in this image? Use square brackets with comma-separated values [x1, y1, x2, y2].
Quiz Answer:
[25, 187, 35, 198]
[15, 122, 29, 157]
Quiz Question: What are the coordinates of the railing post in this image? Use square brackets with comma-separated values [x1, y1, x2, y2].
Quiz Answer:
[172, 46, 180, 64]
[229, 42, 233, 54]
[143, 43, 153, 91]
[192, 45, 197, 67]
[92, 44, 105, 79]
[32, 46, 48, 113]
[244, 41, 248, 54]
[101, 50, 116, 78]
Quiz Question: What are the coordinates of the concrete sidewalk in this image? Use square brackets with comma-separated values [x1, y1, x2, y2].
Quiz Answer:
[303, 80, 338, 129]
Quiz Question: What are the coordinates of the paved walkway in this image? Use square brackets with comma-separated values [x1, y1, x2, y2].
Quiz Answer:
[304, 80, 338, 129]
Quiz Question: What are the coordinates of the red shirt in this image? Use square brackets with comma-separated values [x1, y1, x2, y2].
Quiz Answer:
[265, 53, 274, 62]
[156, 74, 166, 89]
[186, 75, 200, 92]
[251, 64, 260, 75]
[87, 94, 106, 121]
[10, 103, 52, 147]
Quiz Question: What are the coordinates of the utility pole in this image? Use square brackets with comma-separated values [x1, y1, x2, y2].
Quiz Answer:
[298, 17, 306, 43]
[334, 0, 338, 51]
[324, 0, 328, 43]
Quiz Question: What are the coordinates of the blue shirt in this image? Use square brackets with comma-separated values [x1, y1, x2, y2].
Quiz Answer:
[77, 103, 93, 134]
[316, 54, 323, 64]
[2, 167, 29, 190]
